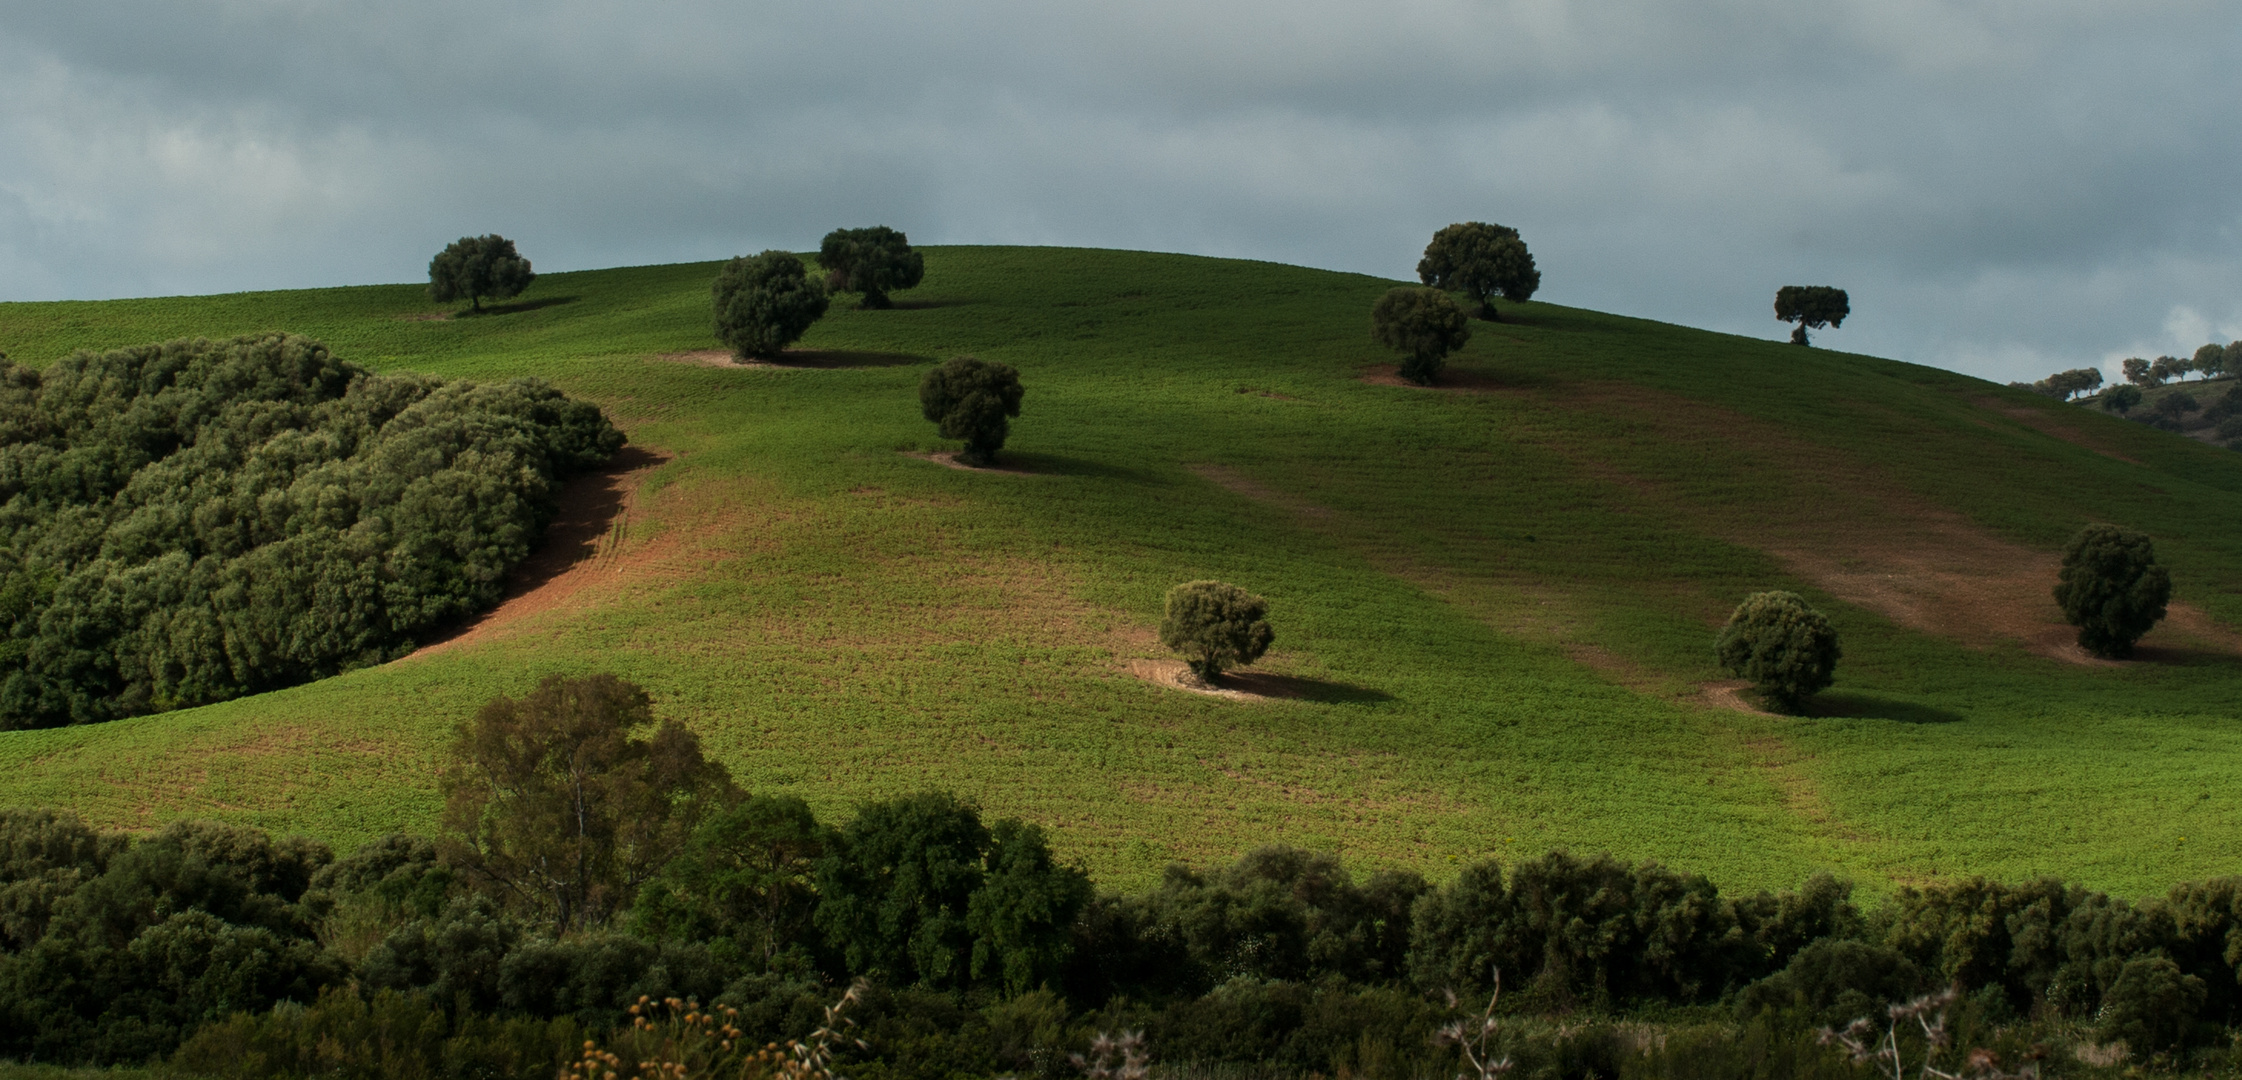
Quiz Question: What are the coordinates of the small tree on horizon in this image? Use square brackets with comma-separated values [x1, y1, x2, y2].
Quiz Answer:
[428, 235, 535, 313]
[1715, 591, 1841, 714]
[918, 355, 1024, 466]
[2122, 357, 2162, 388]
[2101, 384, 2143, 414]
[1417, 222, 1540, 321]
[438, 673, 738, 934]
[1774, 286, 1849, 346]
[1372, 286, 1472, 385]
[712, 250, 831, 360]
[1158, 580, 1275, 683]
[2055, 524, 2172, 659]
[820, 226, 926, 309]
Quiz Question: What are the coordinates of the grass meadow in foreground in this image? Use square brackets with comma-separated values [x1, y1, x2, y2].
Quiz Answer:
[0, 247, 2237, 898]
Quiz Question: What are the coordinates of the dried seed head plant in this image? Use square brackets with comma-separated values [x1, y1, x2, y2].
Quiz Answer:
[1817, 987, 2038, 1080]
[1434, 969, 1514, 1080]
[1069, 1029, 1149, 1080]
[564, 981, 869, 1080]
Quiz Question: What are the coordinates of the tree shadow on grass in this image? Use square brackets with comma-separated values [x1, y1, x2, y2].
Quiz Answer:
[1805, 691, 1964, 725]
[2128, 645, 2242, 670]
[1219, 671, 1397, 705]
[451, 295, 581, 317]
[982, 451, 1163, 483]
[770, 349, 931, 368]
[880, 297, 979, 310]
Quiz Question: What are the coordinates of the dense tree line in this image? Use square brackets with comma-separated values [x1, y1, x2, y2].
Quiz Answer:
[0, 333, 623, 728]
[10, 664, 2242, 1074]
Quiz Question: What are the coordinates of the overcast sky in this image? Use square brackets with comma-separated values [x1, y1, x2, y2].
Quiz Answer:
[1, 1, 2236, 383]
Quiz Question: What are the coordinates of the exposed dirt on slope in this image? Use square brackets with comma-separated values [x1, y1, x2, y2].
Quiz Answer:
[655, 348, 927, 369]
[901, 450, 1046, 476]
[1357, 363, 1520, 395]
[1976, 397, 2144, 465]
[404, 445, 675, 660]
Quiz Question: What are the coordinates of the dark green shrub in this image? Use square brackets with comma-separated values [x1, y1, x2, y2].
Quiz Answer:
[917, 355, 1024, 466]
[1416, 222, 1540, 320]
[169, 987, 583, 1080]
[630, 794, 825, 971]
[428, 234, 534, 312]
[2154, 389, 2200, 418]
[819, 226, 926, 309]
[712, 250, 831, 360]
[1774, 286, 1849, 346]
[0, 335, 622, 728]
[1128, 847, 1424, 992]
[0, 808, 124, 950]
[2101, 384, 2143, 414]
[2052, 524, 2170, 658]
[2095, 955, 2206, 1053]
[1371, 286, 1470, 385]
[356, 895, 522, 1015]
[1157, 580, 1274, 682]
[814, 793, 1087, 992]
[1714, 591, 1840, 713]
[1734, 939, 1924, 1026]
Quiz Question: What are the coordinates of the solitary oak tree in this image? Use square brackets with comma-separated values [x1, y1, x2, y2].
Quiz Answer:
[1774, 286, 1849, 346]
[1715, 591, 1841, 713]
[820, 226, 926, 309]
[1417, 222, 1540, 321]
[2054, 524, 2171, 659]
[1158, 580, 1275, 683]
[712, 250, 830, 361]
[428, 235, 535, 313]
[918, 355, 1024, 466]
[1372, 286, 1472, 385]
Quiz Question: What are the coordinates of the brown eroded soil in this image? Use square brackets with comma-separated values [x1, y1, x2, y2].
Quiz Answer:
[901, 450, 1044, 476]
[1358, 363, 1518, 394]
[655, 348, 928, 369]
[404, 445, 675, 660]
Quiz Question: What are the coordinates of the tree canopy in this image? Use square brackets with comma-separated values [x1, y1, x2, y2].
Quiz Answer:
[2053, 524, 2170, 659]
[0, 334, 621, 729]
[1416, 222, 1540, 320]
[712, 251, 830, 360]
[1371, 286, 1471, 385]
[819, 226, 926, 309]
[1157, 580, 1275, 682]
[440, 674, 738, 935]
[1715, 591, 1841, 713]
[1773, 286, 1850, 346]
[918, 355, 1024, 466]
[428, 235, 536, 312]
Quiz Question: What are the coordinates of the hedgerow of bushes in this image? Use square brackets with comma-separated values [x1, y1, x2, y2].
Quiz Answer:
[9, 801, 2242, 1076]
[0, 333, 622, 727]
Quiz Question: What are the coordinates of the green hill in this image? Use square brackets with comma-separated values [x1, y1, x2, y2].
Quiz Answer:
[0, 246, 2236, 898]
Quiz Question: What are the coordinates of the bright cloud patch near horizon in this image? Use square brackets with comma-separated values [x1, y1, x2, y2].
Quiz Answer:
[0, 0, 2236, 384]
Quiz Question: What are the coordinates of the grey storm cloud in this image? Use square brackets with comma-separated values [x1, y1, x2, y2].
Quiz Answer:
[1, 0, 2237, 383]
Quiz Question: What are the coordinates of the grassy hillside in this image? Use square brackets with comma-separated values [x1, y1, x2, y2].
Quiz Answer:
[0, 246, 2237, 898]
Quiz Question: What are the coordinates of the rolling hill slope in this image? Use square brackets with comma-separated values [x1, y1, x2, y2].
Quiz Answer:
[0, 246, 2236, 897]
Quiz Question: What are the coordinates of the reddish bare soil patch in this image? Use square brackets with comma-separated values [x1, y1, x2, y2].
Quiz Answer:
[1700, 681, 1770, 715]
[405, 445, 673, 660]
[394, 312, 451, 322]
[1126, 659, 1313, 702]
[1976, 397, 2143, 465]
[1358, 363, 1515, 394]
[902, 450, 1044, 475]
[655, 348, 926, 369]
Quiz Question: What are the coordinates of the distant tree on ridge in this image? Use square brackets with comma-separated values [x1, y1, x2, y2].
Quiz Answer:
[1417, 222, 1540, 321]
[820, 226, 926, 309]
[1372, 286, 1471, 385]
[1774, 286, 1849, 346]
[428, 235, 534, 313]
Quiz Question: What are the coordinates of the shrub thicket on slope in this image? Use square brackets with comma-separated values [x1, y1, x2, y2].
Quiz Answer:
[0, 333, 622, 728]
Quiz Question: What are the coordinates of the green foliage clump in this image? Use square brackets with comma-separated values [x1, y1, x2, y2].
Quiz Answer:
[428, 234, 535, 312]
[1416, 222, 1540, 320]
[0, 333, 621, 728]
[1774, 286, 1849, 346]
[820, 226, 926, 309]
[630, 794, 824, 970]
[2053, 524, 2170, 658]
[1714, 591, 1841, 713]
[440, 674, 739, 935]
[172, 987, 584, 1080]
[2030, 367, 2102, 400]
[712, 250, 830, 360]
[917, 355, 1023, 466]
[1157, 580, 1274, 682]
[2101, 383, 2144, 414]
[814, 792, 1090, 995]
[1371, 286, 1471, 385]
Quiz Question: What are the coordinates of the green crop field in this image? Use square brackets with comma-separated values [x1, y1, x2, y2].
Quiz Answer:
[1, 246, 2237, 900]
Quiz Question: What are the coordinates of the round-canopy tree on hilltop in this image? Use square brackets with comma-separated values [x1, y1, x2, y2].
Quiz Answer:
[1417, 222, 1540, 321]
[820, 226, 926, 310]
[2053, 524, 2170, 659]
[1715, 591, 1841, 713]
[712, 250, 830, 361]
[1372, 286, 1471, 386]
[0, 333, 623, 729]
[1774, 286, 1849, 346]
[428, 234, 535, 313]
[918, 355, 1023, 467]
[1158, 580, 1275, 684]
